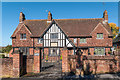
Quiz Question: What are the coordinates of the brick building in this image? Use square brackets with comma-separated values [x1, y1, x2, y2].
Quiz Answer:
[10, 10, 112, 59]
[8, 10, 117, 77]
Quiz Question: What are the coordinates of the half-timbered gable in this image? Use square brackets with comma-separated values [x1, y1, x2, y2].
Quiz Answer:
[43, 21, 73, 48]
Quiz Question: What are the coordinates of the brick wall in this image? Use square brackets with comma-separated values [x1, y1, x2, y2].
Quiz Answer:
[62, 49, 70, 72]
[83, 55, 117, 74]
[12, 24, 33, 47]
[69, 23, 112, 48]
[0, 58, 13, 77]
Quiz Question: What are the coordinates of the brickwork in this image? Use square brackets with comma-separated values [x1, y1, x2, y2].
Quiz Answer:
[0, 58, 13, 77]
[78, 23, 112, 47]
[62, 49, 70, 72]
[13, 52, 23, 78]
[34, 49, 41, 73]
[12, 24, 33, 47]
[9, 49, 13, 57]
[83, 59, 116, 74]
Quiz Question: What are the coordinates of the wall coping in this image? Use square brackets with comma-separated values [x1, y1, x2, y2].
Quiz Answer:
[83, 55, 115, 60]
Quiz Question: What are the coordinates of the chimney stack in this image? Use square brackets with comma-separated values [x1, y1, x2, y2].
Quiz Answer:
[103, 10, 108, 23]
[19, 12, 25, 23]
[47, 11, 52, 23]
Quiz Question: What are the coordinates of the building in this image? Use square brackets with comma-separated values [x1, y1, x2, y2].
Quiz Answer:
[7, 10, 119, 77]
[9, 10, 112, 61]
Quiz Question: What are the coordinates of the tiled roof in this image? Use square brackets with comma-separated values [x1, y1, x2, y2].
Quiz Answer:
[11, 18, 112, 37]
[54, 18, 108, 37]
[23, 19, 49, 37]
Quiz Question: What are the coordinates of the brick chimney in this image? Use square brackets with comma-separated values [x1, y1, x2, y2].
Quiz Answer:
[47, 11, 52, 23]
[103, 10, 108, 23]
[19, 12, 25, 23]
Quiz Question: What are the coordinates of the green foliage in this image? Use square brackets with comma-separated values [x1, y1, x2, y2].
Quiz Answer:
[46, 55, 48, 61]
[1, 45, 12, 54]
[0, 54, 5, 58]
[60, 55, 62, 60]
[109, 23, 119, 38]
[108, 51, 112, 54]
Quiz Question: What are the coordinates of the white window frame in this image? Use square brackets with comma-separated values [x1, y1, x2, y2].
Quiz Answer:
[94, 47, 105, 56]
[96, 33, 103, 39]
[80, 38, 86, 43]
[20, 33, 26, 40]
[74, 38, 77, 43]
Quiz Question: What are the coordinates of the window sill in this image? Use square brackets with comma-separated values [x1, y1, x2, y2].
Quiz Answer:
[37, 43, 42, 44]
[80, 42, 87, 44]
[94, 54, 105, 56]
[20, 39, 26, 40]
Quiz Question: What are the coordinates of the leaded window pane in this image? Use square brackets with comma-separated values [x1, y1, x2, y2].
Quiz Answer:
[97, 33, 103, 39]
[94, 47, 105, 55]
[20, 33, 26, 39]
[80, 38, 86, 43]
[50, 33, 58, 39]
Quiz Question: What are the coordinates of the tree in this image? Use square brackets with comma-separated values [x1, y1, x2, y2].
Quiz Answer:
[109, 23, 119, 38]
[5, 45, 12, 53]
[1, 45, 12, 53]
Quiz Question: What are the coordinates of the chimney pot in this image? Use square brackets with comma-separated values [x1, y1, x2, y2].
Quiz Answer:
[19, 12, 25, 23]
[103, 10, 108, 23]
[47, 11, 52, 23]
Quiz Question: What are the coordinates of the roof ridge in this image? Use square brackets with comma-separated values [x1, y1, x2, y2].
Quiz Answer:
[54, 18, 104, 20]
[24, 19, 47, 21]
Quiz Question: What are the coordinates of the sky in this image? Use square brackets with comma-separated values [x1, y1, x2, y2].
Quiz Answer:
[1, 2, 119, 46]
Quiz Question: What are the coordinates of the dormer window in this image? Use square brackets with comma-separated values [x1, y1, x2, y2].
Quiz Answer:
[20, 33, 26, 40]
[97, 33, 103, 39]
[38, 38, 43, 44]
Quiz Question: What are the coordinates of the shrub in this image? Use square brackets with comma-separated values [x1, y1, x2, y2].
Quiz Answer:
[46, 55, 48, 61]
[0, 54, 5, 58]
[108, 51, 112, 54]
[60, 55, 62, 61]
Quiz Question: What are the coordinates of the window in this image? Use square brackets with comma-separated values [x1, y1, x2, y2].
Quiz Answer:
[50, 33, 58, 39]
[80, 38, 86, 43]
[38, 38, 43, 44]
[94, 47, 105, 55]
[20, 33, 26, 39]
[97, 33, 103, 39]
[74, 38, 77, 43]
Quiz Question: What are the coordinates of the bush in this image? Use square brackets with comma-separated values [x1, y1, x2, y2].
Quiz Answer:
[46, 55, 48, 61]
[108, 51, 112, 54]
[0, 54, 5, 58]
[60, 55, 62, 61]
